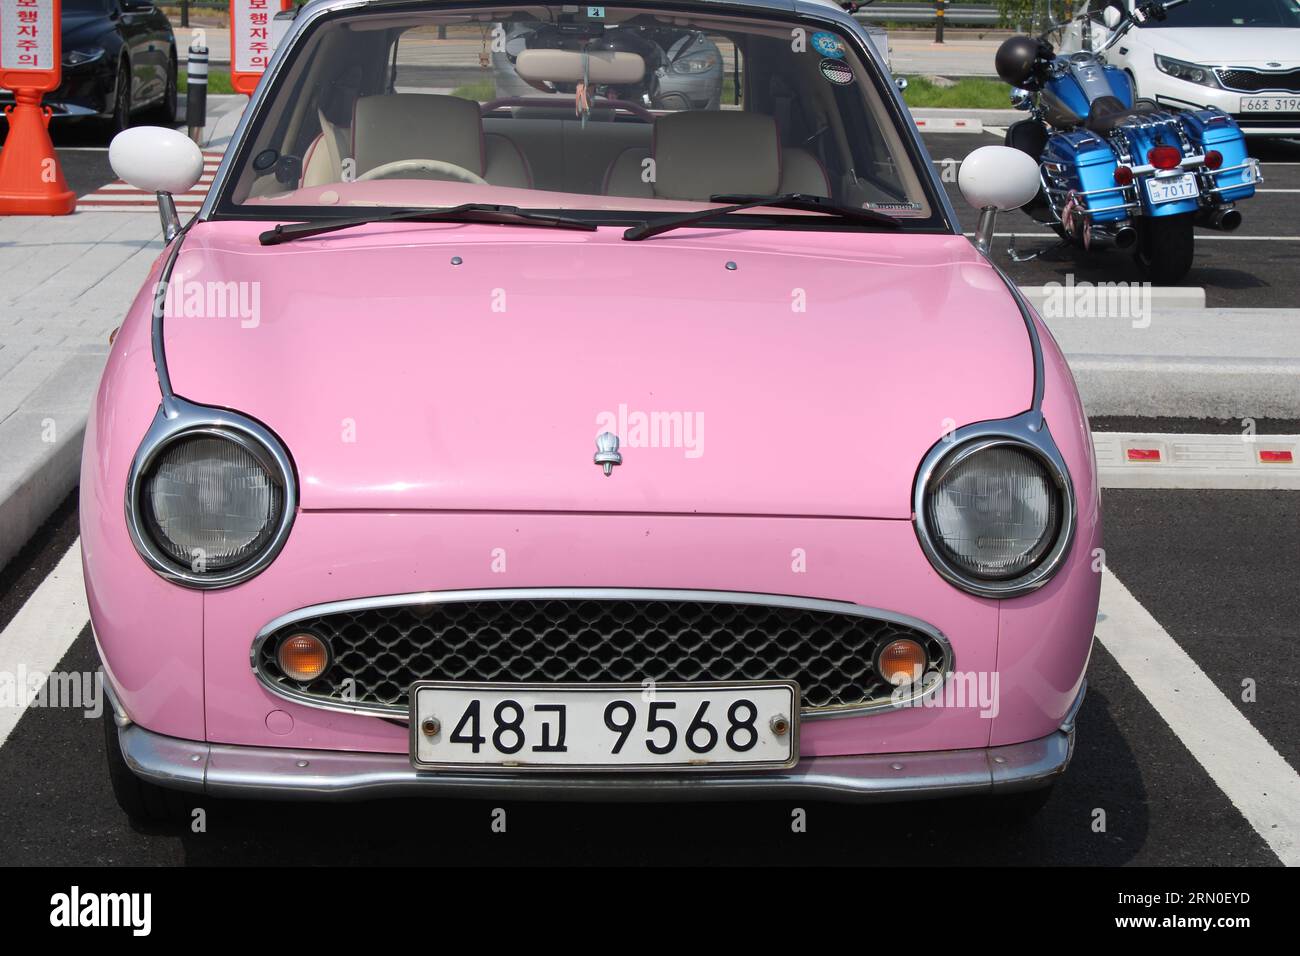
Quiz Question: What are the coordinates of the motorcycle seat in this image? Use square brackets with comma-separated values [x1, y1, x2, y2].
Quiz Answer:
[1084, 95, 1159, 135]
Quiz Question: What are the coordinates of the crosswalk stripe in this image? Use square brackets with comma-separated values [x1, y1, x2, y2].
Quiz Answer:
[77, 151, 224, 213]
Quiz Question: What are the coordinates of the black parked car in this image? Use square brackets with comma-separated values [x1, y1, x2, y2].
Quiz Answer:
[0, 0, 176, 136]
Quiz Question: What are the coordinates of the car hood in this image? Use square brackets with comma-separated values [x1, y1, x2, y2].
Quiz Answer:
[161, 220, 1034, 519]
[1137, 27, 1300, 67]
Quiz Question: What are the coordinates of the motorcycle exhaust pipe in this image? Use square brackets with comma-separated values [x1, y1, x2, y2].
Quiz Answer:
[1081, 222, 1136, 250]
[1196, 207, 1242, 232]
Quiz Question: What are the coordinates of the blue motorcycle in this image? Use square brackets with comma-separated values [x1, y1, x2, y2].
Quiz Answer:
[996, 0, 1259, 283]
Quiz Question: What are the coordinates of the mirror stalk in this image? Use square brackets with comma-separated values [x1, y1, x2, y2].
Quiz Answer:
[157, 192, 181, 242]
[974, 206, 998, 256]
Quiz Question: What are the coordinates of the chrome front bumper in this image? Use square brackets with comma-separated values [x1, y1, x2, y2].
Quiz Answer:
[108, 682, 1086, 804]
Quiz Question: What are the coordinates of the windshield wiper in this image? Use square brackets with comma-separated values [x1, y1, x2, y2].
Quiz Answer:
[259, 203, 597, 245]
[622, 192, 899, 241]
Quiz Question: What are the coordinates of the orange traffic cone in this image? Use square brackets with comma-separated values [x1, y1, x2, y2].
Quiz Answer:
[0, 88, 76, 215]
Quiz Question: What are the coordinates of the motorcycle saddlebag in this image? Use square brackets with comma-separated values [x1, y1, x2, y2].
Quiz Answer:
[1040, 129, 1128, 224]
[1178, 108, 1256, 203]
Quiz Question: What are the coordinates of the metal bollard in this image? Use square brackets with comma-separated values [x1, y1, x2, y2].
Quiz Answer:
[186, 43, 208, 145]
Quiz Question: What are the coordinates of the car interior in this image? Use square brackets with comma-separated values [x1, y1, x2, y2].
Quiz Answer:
[229, 8, 928, 215]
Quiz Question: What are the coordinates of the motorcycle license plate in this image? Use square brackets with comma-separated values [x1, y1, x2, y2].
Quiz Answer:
[1146, 174, 1199, 205]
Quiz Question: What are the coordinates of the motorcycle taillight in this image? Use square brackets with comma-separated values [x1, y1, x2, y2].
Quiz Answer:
[1205, 150, 1224, 170]
[1148, 146, 1182, 170]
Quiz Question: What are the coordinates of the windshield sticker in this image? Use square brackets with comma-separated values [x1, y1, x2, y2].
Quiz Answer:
[811, 32, 844, 59]
[818, 58, 854, 86]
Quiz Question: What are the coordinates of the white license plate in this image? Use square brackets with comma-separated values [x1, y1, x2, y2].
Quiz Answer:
[1146, 173, 1199, 204]
[410, 681, 799, 771]
[1239, 96, 1300, 113]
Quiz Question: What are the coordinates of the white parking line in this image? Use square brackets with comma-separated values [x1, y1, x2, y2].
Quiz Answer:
[0, 541, 89, 748]
[1097, 571, 1300, 866]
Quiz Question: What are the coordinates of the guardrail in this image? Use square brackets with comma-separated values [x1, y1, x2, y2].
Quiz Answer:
[853, 3, 1000, 25]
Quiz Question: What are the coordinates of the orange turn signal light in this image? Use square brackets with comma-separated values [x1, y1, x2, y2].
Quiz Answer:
[877, 638, 927, 686]
[278, 632, 330, 682]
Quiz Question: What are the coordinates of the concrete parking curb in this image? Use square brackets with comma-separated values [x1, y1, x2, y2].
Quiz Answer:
[1040, 308, 1300, 419]
[1094, 432, 1299, 489]
[1021, 285, 1208, 312]
[909, 108, 1021, 124]
[0, 352, 104, 571]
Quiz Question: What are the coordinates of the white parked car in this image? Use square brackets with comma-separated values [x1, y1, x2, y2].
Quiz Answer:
[1056, 0, 1300, 137]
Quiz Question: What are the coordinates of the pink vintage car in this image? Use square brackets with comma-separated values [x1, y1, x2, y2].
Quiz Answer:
[87, 0, 1099, 823]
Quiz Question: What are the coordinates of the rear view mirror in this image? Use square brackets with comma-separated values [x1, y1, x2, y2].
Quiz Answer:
[515, 49, 646, 86]
[958, 146, 1041, 255]
[109, 126, 204, 240]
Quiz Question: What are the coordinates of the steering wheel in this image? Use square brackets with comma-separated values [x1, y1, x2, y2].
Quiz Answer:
[356, 159, 488, 185]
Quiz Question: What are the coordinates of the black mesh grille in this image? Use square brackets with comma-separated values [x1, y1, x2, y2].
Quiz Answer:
[255, 596, 949, 714]
[1216, 69, 1300, 93]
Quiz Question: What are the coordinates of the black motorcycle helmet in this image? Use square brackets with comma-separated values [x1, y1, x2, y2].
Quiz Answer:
[995, 35, 1043, 88]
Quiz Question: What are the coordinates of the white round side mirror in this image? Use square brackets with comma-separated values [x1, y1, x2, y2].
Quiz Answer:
[958, 145, 1040, 212]
[109, 126, 204, 195]
[1103, 5, 1124, 29]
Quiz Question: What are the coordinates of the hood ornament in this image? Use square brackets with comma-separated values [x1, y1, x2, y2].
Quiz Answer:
[594, 432, 622, 476]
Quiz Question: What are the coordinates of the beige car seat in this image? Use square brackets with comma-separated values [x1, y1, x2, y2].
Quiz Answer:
[303, 93, 532, 188]
[603, 110, 829, 200]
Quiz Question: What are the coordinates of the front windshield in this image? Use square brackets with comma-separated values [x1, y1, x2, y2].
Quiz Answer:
[216, 2, 941, 228]
[1141, 0, 1300, 27]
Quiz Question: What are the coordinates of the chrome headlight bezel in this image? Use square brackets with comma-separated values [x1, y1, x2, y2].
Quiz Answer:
[125, 398, 297, 590]
[913, 411, 1076, 599]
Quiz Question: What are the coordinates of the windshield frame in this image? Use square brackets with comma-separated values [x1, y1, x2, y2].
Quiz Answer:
[203, 0, 958, 236]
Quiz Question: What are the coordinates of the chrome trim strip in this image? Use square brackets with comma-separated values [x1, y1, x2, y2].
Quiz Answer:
[911, 411, 1078, 599]
[125, 397, 299, 590]
[997, 273, 1045, 413]
[149, 225, 192, 400]
[250, 588, 955, 722]
[1058, 679, 1087, 736]
[100, 668, 133, 729]
[116, 719, 1074, 803]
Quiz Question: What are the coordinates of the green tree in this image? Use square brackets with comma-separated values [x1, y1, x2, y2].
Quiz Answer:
[996, 0, 1053, 31]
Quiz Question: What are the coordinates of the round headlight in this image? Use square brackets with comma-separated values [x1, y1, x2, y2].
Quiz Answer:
[141, 432, 284, 573]
[924, 443, 1061, 581]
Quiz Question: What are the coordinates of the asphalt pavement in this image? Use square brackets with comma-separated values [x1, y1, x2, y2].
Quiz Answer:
[924, 131, 1300, 309]
[0, 108, 1295, 868]
[0, 485, 1293, 865]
